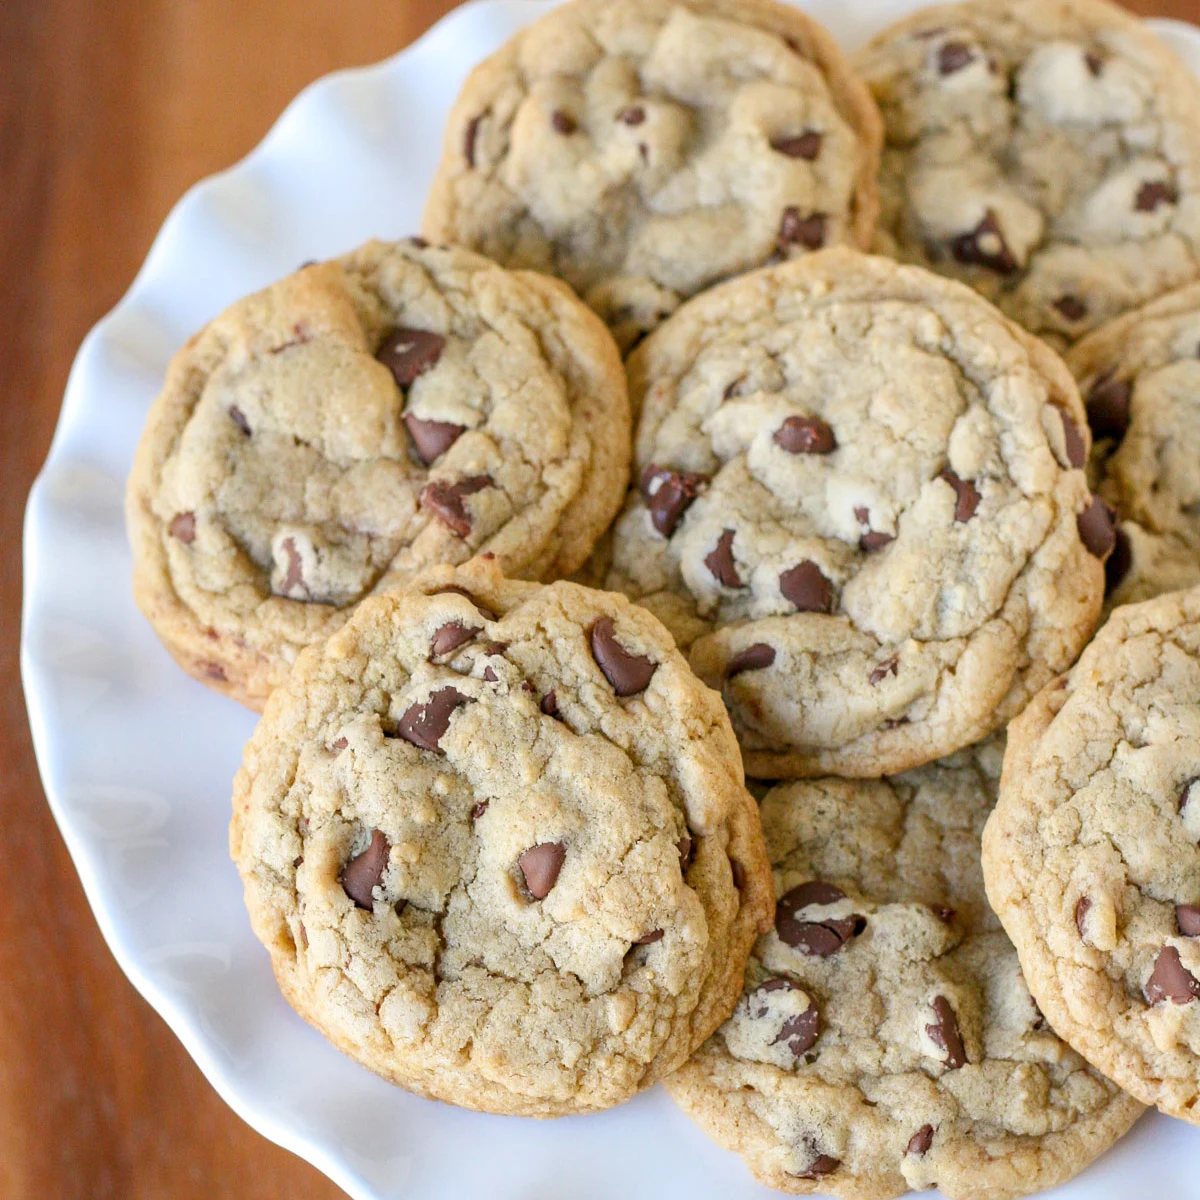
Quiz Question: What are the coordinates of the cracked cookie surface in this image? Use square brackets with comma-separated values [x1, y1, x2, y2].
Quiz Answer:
[605, 248, 1107, 778]
[984, 586, 1200, 1124]
[126, 239, 629, 710]
[1066, 282, 1200, 611]
[666, 739, 1141, 1199]
[229, 557, 772, 1116]
[856, 0, 1200, 349]
[422, 0, 881, 352]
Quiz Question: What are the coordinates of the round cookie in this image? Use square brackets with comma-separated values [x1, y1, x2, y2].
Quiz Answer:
[126, 239, 629, 709]
[229, 557, 773, 1116]
[984, 586, 1200, 1124]
[666, 740, 1142, 1199]
[605, 248, 1110, 778]
[1066, 282, 1200, 610]
[855, 0, 1200, 349]
[422, 0, 882, 352]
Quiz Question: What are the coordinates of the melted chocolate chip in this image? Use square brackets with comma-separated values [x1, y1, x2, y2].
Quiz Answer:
[1054, 294, 1088, 323]
[1136, 180, 1177, 212]
[640, 463, 709, 536]
[395, 686, 469, 752]
[770, 130, 823, 160]
[1075, 896, 1092, 938]
[404, 414, 465, 464]
[472, 800, 489, 819]
[463, 113, 483, 166]
[750, 979, 820, 1056]
[778, 208, 826, 252]
[551, 110, 577, 135]
[949, 209, 1017, 274]
[1177, 905, 1200, 937]
[730, 859, 746, 890]
[779, 562, 834, 613]
[870, 656, 899, 685]
[677, 834, 695, 872]
[907, 1125, 935, 1157]
[776, 882, 864, 956]
[940, 470, 980, 522]
[1056, 406, 1088, 469]
[1086, 373, 1131, 442]
[540, 690, 559, 717]
[590, 617, 656, 695]
[797, 1154, 840, 1180]
[1106, 526, 1132, 595]
[855, 506, 894, 550]
[341, 830, 389, 909]
[1146, 946, 1200, 1004]
[519, 841, 565, 899]
[633, 929, 665, 945]
[726, 643, 776, 678]
[705, 529, 743, 588]
[419, 475, 492, 537]
[774, 414, 836, 454]
[228, 405, 251, 435]
[278, 536, 307, 598]
[926, 996, 966, 1068]
[430, 621, 480, 658]
[377, 328, 445, 389]
[617, 105, 645, 125]
[937, 40, 974, 74]
[429, 584, 497, 620]
[1078, 496, 1116, 560]
[331, 737, 349, 751]
[169, 512, 196, 543]
[482, 666, 499, 683]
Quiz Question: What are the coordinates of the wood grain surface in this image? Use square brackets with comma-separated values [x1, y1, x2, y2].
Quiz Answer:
[1, 1, 1196, 1196]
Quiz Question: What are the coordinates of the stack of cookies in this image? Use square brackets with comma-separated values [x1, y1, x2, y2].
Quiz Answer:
[124, 0, 1200, 1194]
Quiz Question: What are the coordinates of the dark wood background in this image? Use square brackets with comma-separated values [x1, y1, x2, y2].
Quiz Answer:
[1, 1, 1194, 1195]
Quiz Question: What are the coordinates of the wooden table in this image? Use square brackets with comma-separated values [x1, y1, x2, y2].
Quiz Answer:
[2, 1, 1197, 1195]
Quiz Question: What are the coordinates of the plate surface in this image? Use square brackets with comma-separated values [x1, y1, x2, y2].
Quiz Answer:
[21, 2, 1200, 1197]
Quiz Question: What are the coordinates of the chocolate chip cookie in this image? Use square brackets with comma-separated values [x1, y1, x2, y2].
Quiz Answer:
[422, 0, 882, 352]
[229, 557, 772, 1116]
[984, 586, 1200, 1124]
[666, 739, 1142, 1198]
[856, 0, 1200, 348]
[1066, 282, 1200, 610]
[606, 248, 1109, 778]
[126, 239, 629, 709]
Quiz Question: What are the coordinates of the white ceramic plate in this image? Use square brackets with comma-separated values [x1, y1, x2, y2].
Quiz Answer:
[21, 3, 1200, 1197]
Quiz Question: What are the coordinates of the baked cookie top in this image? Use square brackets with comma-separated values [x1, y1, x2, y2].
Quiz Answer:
[1067, 282, 1200, 609]
[126, 239, 629, 709]
[666, 740, 1142, 1199]
[984, 586, 1200, 1124]
[606, 249, 1109, 778]
[422, 0, 881, 351]
[229, 558, 772, 1117]
[856, 0, 1200, 349]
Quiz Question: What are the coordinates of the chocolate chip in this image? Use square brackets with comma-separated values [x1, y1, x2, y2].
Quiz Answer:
[855, 506, 894, 551]
[590, 617, 656, 695]
[551, 110, 577, 135]
[1177, 905, 1200, 937]
[1146, 946, 1200, 1004]
[540, 690, 559, 717]
[278, 535, 307, 598]
[797, 1154, 840, 1180]
[395, 686, 469, 752]
[949, 209, 1017, 274]
[463, 113, 483, 166]
[1054, 294, 1088, 322]
[1078, 496, 1116, 559]
[408, 236, 429, 249]
[617, 105, 645, 125]
[727, 643, 776, 677]
[940, 470, 980, 522]
[472, 800, 488, 819]
[870, 656, 899, 685]
[331, 737, 349, 751]
[705, 529, 743, 588]
[480, 640, 508, 657]
[730, 859, 746, 890]
[430, 621, 480, 658]
[776, 882, 864, 956]
[169, 512, 196, 543]
[774, 415, 836, 454]
[907, 1125, 935, 1157]
[429, 584, 497, 620]
[634, 929, 665, 944]
[341, 830, 389, 909]
[518, 841, 565, 899]
[377, 328, 445, 389]
[201, 661, 226, 682]
[1106, 526, 1132, 594]
[1075, 896, 1092, 937]
[419, 475, 492, 537]
[482, 666, 498, 682]
[640, 463, 709, 536]
[228, 405, 251, 435]
[1136, 180, 1177, 212]
[404, 414, 465, 465]
[1085, 50, 1104, 75]
[1086, 373, 1131, 442]
[770, 130, 823, 160]
[749, 980, 820, 1056]
[1056, 406, 1088, 469]
[778, 208, 826, 252]
[779, 562, 834, 613]
[937, 40, 974, 74]
[926, 996, 966, 1068]
[677, 834, 695, 871]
